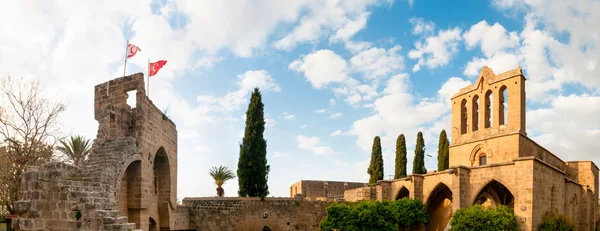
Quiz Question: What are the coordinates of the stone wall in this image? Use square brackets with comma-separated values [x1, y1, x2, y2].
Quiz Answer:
[184, 197, 331, 231]
[290, 180, 367, 200]
[14, 73, 180, 231]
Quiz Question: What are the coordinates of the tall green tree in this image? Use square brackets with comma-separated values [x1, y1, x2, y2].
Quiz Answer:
[394, 134, 407, 179]
[56, 135, 92, 167]
[412, 131, 427, 174]
[367, 136, 384, 184]
[437, 130, 450, 171]
[237, 88, 270, 199]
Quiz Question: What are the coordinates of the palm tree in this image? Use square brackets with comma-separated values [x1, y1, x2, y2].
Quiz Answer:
[208, 166, 236, 197]
[56, 135, 92, 167]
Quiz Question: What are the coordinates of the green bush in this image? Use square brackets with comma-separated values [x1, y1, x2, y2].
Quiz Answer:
[449, 204, 517, 231]
[319, 198, 429, 231]
[538, 210, 575, 231]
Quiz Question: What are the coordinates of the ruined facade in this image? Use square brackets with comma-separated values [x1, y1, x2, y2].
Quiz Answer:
[289, 180, 367, 201]
[14, 73, 187, 231]
[343, 66, 599, 230]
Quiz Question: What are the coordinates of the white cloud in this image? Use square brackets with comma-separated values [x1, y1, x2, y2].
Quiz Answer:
[289, 49, 348, 89]
[437, 77, 472, 106]
[297, 135, 336, 155]
[196, 70, 280, 113]
[527, 94, 600, 162]
[331, 130, 345, 136]
[344, 40, 373, 54]
[330, 112, 343, 119]
[274, 0, 390, 50]
[463, 20, 520, 57]
[330, 99, 336, 106]
[315, 109, 326, 113]
[349, 73, 451, 155]
[282, 112, 296, 120]
[409, 17, 435, 35]
[332, 78, 378, 106]
[349, 45, 404, 80]
[300, 124, 308, 129]
[409, 27, 462, 72]
[463, 52, 520, 77]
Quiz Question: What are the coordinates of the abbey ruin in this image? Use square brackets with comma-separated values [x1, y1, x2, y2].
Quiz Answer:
[9, 66, 599, 231]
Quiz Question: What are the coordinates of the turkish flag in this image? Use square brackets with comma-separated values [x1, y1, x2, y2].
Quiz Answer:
[126, 44, 141, 58]
[149, 60, 167, 77]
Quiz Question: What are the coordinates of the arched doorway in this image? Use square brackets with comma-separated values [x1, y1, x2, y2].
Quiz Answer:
[473, 180, 514, 209]
[119, 160, 142, 228]
[396, 187, 410, 200]
[154, 147, 171, 230]
[149, 217, 158, 231]
[425, 183, 453, 231]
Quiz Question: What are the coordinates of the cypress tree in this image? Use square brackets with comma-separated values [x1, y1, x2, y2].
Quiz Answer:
[412, 131, 427, 174]
[437, 130, 450, 171]
[394, 134, 407, 179]
[367, 136, 384, 184]
[237, 88, 270, 199]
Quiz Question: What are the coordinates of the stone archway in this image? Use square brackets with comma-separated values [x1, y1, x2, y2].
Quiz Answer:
[395, 187, 410, 200]
[149, 217, 158, 231]
[119, 160, 142, 228]
[425, 183, 453, 231]
[472, 180, 514, 209]
[154, 147, 171, 230]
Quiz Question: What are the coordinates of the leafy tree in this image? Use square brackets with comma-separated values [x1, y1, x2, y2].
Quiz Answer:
[412, 131, 427, 174]
[394, 134, 407, 179]
[208, 166, 236, 197]
[237, 88, 270, 199]
[538, 210, 575, 231]
[319, 198, 429, 231]
[367, 136, 383, 184]
[449, 204, 517, 231]
[56, 135, 92, 167]
[0, 76, 65, 214]
[437, 130, 450, 171]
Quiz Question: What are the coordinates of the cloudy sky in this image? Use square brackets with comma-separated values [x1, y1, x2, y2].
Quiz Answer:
[1, 0, 599, 200]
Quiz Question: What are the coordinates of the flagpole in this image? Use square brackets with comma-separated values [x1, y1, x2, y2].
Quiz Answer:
[147, 59, 150, 97]
[123, 40, 129, 76]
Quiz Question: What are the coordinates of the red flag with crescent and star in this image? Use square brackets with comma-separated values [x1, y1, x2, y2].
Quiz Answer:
[126, 43, 141, 58]
[149, 60, 167, 77]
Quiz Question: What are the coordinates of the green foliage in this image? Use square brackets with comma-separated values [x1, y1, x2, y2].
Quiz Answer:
[437, 130, 450, 171]
[74, 208, 82, 221]
[538, 210, 575, 231]
[394, 134, 407, 179]
[237, 88, 270, 199]
[56, 135, 92, 167]
[209, 165, 236, 197]
[319, 199, 429, 231]
[412, 131, 427, 174]
[367, 136, 384, 184]
[0, 214, 6, 223]
[449, 204, 517, 231]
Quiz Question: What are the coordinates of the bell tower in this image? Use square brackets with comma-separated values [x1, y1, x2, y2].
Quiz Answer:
[449, 66, 527, 167]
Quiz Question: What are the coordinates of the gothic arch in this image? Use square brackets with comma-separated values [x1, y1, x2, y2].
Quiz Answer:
[471, 179, 515, 209]
[499, 85, 508, 126]
[395, 187, 410, 200]
[154, 147, 171, 229]
[425, 183, 453, 231]
[119, 160, 142, 227]
[460, 99, 468, 134]
[469, 144, 493, 166]
[472, 94, 480, 131]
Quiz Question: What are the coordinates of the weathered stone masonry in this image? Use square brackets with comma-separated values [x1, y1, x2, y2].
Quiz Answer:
[14, 73, 184, 231]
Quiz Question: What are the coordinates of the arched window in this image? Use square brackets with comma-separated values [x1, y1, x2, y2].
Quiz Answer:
[484, 90, 493, 128]
[461, 99, 467, 134]
[479, 153, 487, 165]
[499, 86, 508, 126]
[472, 95, 479, 131]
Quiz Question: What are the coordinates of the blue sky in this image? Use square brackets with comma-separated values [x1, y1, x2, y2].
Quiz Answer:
[1, 0, 599, 199]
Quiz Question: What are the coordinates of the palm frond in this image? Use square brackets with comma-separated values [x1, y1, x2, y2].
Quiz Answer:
[208, 165, 236, 187]
[56, 135, 92, 167]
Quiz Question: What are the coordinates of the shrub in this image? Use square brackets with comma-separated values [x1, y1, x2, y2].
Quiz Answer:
[449, 204, 517, 231]
[538, 210, 575, 231]
[319, 198, 429, 231]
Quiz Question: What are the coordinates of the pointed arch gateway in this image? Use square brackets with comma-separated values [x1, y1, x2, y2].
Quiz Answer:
[472, 180, 514, 209]
[425, 183, 453, 231]
[395, 187, 410, 200]
[154, 147, 171, 230]
[119, 160, 142, 228]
